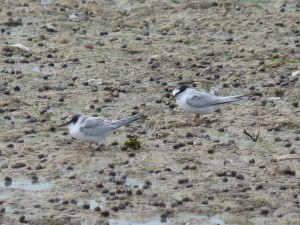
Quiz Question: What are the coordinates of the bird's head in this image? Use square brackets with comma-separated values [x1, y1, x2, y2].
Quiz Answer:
[172, 85, 188, 97]
[58, 114, 81, 127]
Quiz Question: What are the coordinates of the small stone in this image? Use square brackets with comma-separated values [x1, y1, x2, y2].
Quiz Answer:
[82, 203, 90, 209]
[96, 183, 104, 188]
[274, 137, 282, 142]
[13, 86, 21, 91]
[249, 159, 255, 163]
[7, 143, 14, 148]
[68, 174, 76, 179]
[281, 166, 296, 176]
[136, 189, 143, 195]
[236, 174, 245, 180]
[94, 206, 101, 211]
[217, 127, 225, 132]
[256, 184, 263, 190]
[284, 142, 291, 147]
[4, 176, 12, 182]
[19, 215, 26, 223]
[111, 205, 119, 212]
[101, 210, 110, 217]
[260, 208, 269, 215]
[11, 162, 26, 169]
[178, 178, 189, 184]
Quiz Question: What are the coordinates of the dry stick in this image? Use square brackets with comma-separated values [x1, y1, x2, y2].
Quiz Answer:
[243, 123, 260, 142]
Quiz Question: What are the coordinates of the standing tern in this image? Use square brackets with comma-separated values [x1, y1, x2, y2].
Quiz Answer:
[58, 113, 141, 148]
[172, 85, 249, 121]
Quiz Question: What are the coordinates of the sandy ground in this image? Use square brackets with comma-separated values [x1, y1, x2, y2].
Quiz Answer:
[0, 0, 300, 224]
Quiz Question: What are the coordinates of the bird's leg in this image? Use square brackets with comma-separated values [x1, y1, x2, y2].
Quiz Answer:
[193, 114, 200, 122]
[88, 143, 93, 149]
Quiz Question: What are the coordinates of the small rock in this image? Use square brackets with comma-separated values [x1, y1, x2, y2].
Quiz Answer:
[101, 210, 110, 217]
[94, 206, 101, 211]
[236, 174, 245, 180]
[249, 159, 255, 163]
[11, 162, 26, 169]
[82, 203, 90, 210]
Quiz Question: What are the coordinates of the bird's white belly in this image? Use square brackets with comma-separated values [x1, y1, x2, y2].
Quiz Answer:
[178, 100, 220, 115]
[69, 127, 108, 143]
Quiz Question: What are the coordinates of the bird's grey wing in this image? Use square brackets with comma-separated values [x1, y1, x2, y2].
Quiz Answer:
[186, 92, 219, 108]
[79, 117, 111, 136]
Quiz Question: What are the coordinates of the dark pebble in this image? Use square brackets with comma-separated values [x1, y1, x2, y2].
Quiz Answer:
[282, 167, 296, 176]
[111, 205, 119, 212]
[13, 86, 21, 91]
[260, 208, 269, 215]
[82, 203, 90, 209]
[4, 176, 12, 182]
[94, 206, 101, 211]
[236, 174, 245, 180]
[256, 184, 263, 190]
[178, 178, 189, 184]
[284, 142, 291, 147]
[11, 162, 26, 169]
[19, 215, 26, 223]
[136, 189, 143, 195]
[173, 143, 185, 149]
[128, 152, 135, 157]
[249, 159, 255, 163]
[96, 183, 104, 188]
[101, 210, 110, 217]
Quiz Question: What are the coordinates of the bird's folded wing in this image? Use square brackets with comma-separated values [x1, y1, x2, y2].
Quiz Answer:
[186, 93, 219, 108]
[79, 117, 111, 136]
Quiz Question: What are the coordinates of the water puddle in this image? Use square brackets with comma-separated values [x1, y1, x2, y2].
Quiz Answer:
[77, 198, 104, 210]
[110, 216, 224, 225]
[32, 66, 42, 73]
[125, 177, 144, 188]
[0, 177, 53, 191]
[81, 215, 224, 225]
[110, 219, 166, 225]
[40, 0, 55, 5]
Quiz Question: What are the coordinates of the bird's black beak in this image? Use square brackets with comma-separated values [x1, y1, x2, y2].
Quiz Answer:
[57, 123, 67, 127]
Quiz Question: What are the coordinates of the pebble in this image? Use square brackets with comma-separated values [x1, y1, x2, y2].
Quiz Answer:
[11, 162, 26, 169]
[19, 215, 26, 223]
[101, 210, 110, 217]
[249, 159, 255, 163]
[82, 203, 90, 209]
[136, 189, 143, 195]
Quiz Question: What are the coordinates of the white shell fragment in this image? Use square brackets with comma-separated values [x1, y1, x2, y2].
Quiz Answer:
[291, 71, 300, 76]
[10, 44, 30, 51]
[88, 79, 103, 87]
[68, 13, 79, 22]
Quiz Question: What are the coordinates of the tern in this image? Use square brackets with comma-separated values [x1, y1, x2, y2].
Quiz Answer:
[58, 113, 141, 148]
[172, 85, 249, 121]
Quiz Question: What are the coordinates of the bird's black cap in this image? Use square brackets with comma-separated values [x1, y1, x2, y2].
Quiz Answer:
[175, 85, 188, 96]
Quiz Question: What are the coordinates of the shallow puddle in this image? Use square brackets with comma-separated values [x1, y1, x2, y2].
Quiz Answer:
[77, 198, 104, 209]
[0, 178, 53, 191]
[110, 219, 166, 225]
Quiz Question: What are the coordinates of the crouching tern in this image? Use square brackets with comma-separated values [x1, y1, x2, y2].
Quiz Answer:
[172, 85, 249, 121]
[58, 113, 141, 148]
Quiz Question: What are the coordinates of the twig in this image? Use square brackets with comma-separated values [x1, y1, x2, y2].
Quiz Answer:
[243, 123, 260, 142]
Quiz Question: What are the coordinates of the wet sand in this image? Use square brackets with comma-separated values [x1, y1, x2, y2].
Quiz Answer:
[0, 0, 300, 224]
